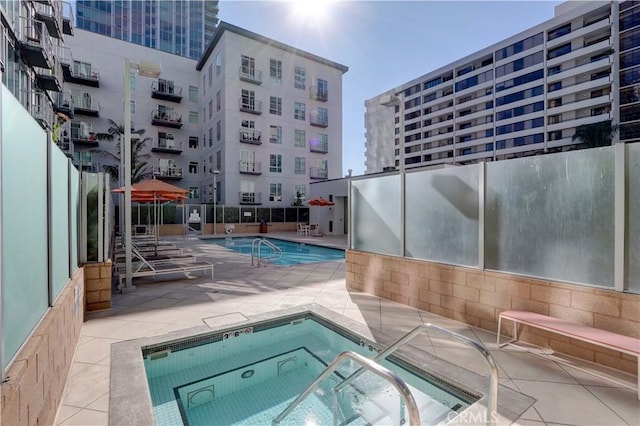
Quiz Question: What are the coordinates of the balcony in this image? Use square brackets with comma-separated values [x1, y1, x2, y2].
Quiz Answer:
[72, 152, 98, 172]
[239, 161, 262, 175]
[34, 60, 62, 92]
[17, 17, 54, 69]
[310, 113, 329, 128]
[151, 110, 183, 129]
[309, 139, 328, 154]
[34, 0, 62, 39]
[239, 129, 262, 145]
[152, 166, 183, 180]
[151, 139, 183, 154]
[53, 91, 74, 119]
[62, 1, 74, 35]
[239, 99, 262, 115]
[151, 81, 183, 103]
[62, 63, 100, 87]
[74, 96, 100, 117]
[239, 67, 262, 85]
[239, 192, 262, 205]
[310, 86, 328, 102]
[67, 125, 98, 147]
[24, 91, 55, 130]
[310, 167, 328, 180]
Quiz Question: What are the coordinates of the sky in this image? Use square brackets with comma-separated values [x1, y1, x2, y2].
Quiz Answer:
[219, 0, 564, 176]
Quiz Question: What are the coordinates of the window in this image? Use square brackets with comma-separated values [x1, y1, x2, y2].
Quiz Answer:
[189, 161, 198, 174]
[216, 120, 221, 141]
[202, 75, 206, 95]
[241, 89, 256, 110]
[495, 33, 543, 60]
[158, 132, 175, 148]
[216, 90, 221, 111]
[269, 183, 282, 201]
[270, 154, 282, 173]
[129, 70, 136, 91]
[548, 23, 571, 41]
[208, 128, 213, 147]
[270, 59, 282, 82]
[189, 85, 198, 102]
[189, 137, 199, 149]
[270, 96, 282, 115]
[215, 51, 222, 75]
[294, 184, 306, 201]
[294, 157, 306, 174]
[270, 125, 282, 143]
[294, 66, 306, 89]
[208, 64, 213, 86]
[547, 43, 571, 60]
[294, 101, 306, 120]
[189, 111, 198, 123]
[189, 187, 199, 199]
[316, 107, 328, 126]
[495, 51, 543, 78]
[294, 129, 306, 147]
[241, 55, 255, 78]
[208, 100, 213, 119]
[317, 78, 328, 99]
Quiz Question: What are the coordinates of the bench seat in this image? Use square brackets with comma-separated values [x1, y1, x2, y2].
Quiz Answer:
[497, 310, 639, 399]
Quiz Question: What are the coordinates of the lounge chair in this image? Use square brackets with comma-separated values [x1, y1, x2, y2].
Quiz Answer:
[309, 224, 322, 237]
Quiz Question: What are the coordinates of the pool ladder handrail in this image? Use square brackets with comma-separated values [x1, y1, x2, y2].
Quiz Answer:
[271, 350, 421, 426]
[335, 323, 499, 426]
[250, 238, 283, 267]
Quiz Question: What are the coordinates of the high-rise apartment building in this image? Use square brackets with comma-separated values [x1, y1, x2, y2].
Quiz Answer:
[365, 1, 640, 173]
[76, 0, 219, 59]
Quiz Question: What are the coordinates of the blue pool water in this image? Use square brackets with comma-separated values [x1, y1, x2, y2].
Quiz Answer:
[205, 237, 345, 265]
[144, 315, 476, 425]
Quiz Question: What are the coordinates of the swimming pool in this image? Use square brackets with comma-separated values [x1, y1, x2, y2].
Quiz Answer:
[205, 236, 345, 266]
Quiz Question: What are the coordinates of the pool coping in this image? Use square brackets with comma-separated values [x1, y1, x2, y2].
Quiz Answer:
[110, 304, 535, 426]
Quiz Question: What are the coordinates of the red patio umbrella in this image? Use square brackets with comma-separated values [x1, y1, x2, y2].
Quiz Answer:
[307, 197, 335, 233]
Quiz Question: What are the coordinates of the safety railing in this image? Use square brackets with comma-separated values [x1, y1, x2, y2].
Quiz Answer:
[272, 350, 421, 426]
[251, 238, 283, 267]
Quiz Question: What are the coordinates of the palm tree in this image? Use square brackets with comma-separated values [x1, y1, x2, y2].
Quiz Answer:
[93, 119, 152, 184]
[572, 120, 618, 149]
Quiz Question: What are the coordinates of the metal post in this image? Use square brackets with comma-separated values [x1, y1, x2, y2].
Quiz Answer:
[122, 58, 134, 292]
[213, 170, 220, 234]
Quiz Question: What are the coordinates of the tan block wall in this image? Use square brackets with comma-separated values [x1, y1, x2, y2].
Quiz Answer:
[84, 261, 112, 312]
[346, 251, 640, 374]
[1, 269, 85, 426]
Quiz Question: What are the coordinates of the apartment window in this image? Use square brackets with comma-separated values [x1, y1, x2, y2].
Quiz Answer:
[270, 154, 282, 173]
[294, 184, 306, 201]
[269, 183, 282, 201]
[157, 79, 175, 94]
[208, 100, 213, 119]
[270, 58, 282, 82]
[548, 23, 571, 41]
[130, 71, 136, 91]
[495, 51, 543, 78]
[495, 69, 544, 92]
[216, 151, 221, 169]
[189, 111, 198, 123]
[189, 85, 198, 102]
[189, 186, 199, 199]
[294, 129, 306, 147]
[270, 125, 282, 144]
[189, 161, 198, 174]
[270, 96, 282, 115]
[216, 120, 221, 141]
[294, 102, 306, 120]
[317, 107, 328, 125]
[547, 43, 571, 60]
[188, 136, 199, 149]
[203, 75, 206, 95]
[215, 51, 222, 75]
[241, 55, 256, 78]
[208, 64, 213, 86]
[294, 157, 306, 175]
[495, 33, 544, 60]
[158, 132, 175, 148]
[548, 82, 562, 92]
[208, 128, 213, 147]
[216, 90, 221, 111]
[241, 89, 256, 109]
[318, 133, 328, 152]
[294, 66, 306, 89]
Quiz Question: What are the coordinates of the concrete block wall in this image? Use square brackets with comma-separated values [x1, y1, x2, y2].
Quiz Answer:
[84, 261, 112, 311]
[1, 269, 85, 425]
[346, 251, 640, 374]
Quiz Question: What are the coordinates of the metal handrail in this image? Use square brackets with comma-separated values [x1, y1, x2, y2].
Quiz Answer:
[334, 323, 498, 426]
[251, 238, 283, 266]
[272, 351, 421, 426]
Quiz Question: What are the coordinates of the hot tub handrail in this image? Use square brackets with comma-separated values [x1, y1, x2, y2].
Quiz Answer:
[334, 323, 499, 426]
[271, 350, 420, 426]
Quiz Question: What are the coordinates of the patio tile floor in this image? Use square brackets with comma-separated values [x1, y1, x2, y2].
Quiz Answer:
[54, 232, 638, 425]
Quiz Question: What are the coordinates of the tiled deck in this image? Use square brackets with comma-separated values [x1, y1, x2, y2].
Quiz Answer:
[54, 232, 638, 425]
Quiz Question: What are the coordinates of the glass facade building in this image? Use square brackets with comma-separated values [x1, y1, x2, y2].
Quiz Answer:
[76, 0, 219, 59]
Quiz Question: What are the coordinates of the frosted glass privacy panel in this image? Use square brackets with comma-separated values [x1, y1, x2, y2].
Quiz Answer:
[485, 147, 615, 287]
[405, 165, 479, 267]
[1, 86, 49, 365]
[628, 144, 640, 294]
[51, 147, 71, 300]
[70, 167, 80, 273]
[351, 175, 402, 256]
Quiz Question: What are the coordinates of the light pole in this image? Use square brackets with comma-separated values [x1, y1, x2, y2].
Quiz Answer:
[213, 169, 220, 234]
[122, 59, 162, 292]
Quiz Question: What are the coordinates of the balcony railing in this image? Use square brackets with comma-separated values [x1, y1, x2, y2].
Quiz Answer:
[23, 91, 55, 130]
[239, 67, 263, 85]
[239, 192, 262, 205]
[34, 59, 62, 92]
[309, 140, 329, 153]
[151, 139, 183, 154]
[68, 124, 98, 146]
[310, 167, 328, 180]
[62, 62, 100, 87]
[310, 86, 328, 102]
[239, 161, 262, 175]
[151, 81, 183, 103]
[310, 113, 329, 128]
[239, 98, 263, 115]
[151, 110, 183, 128]
[152, 166, 183, 179]
[62, 1, 74, 35]
[34, 0, 62, 39]
[72, 152, 98, 172]
[17, 17, 54, 69]
[239, 129, 262, 144]
[74, 96, 100, 116]
[53, 91, 74, 119]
